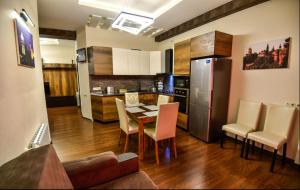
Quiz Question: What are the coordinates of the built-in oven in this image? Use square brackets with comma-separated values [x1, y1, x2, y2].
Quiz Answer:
[174, 76, 190, 89]
[174, 87, 189, 114]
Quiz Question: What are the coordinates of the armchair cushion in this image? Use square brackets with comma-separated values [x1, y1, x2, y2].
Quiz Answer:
[63, 152, 139, 189]
[247, 131, 287, 149]
[222, 123, 254, 138]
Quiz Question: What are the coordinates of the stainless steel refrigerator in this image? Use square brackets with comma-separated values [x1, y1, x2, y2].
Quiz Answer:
[189, 58, 231, 142]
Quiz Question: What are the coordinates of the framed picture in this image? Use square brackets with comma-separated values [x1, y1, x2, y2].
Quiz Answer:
[14, 19, 35, 67]
[243, 37, 290, 70]
[76, 48, 86, 63]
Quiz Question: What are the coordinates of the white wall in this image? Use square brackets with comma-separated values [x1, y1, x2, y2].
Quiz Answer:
[0, 0, 48, 165]
[40, 40, 76, 64]
[159, 0, 299, 161]
[77, 26, 159, 120]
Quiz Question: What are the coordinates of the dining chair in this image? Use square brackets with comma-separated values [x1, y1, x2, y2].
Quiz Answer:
[144, 102, 179, 165]
[115, 98, 139, 153]
[125, 92, 139, 107]
[245, 105, 296, 172]
[221, 100, 262, 158]
[157, 95, 170, 106]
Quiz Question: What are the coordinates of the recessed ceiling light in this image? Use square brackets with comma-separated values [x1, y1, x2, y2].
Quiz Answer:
[112, 12, 154, 35]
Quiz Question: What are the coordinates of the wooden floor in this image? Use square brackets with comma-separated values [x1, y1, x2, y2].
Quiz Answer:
[48, 106, 300, 189]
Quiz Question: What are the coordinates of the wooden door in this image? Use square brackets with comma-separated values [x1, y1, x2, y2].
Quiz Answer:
[174, 39, 191, 75]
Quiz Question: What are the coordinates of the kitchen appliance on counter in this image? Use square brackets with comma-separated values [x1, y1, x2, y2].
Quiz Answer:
[106, 86, 115, 94]
[118, 88, 127, 94]
[189, 58, 231, 143]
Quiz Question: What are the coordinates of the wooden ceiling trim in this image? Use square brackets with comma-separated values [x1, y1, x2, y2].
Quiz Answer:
[39, 28, 76, 40]
[155, 0, 270, 42]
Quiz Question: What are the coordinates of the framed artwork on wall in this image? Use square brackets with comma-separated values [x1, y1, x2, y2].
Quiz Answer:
[14, 19, 35, 68]
[243, 37, 290, 70]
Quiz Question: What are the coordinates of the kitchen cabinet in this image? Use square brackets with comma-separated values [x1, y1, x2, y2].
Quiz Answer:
[87, 46, 113, 75]
[113, 48, 161, 75]
[174, 39, 191, 75]
[150, 51, 161, 75]
[91, 95, 123, 122]
[113, 48, 149, 75]
[139, 51, 150, 75]
[190, 31, 232, 58]
[140, 94, 157, 105]
[127, 50, 139, 75]
[177, 112, 188, 130]
[112, 48, 128, 75]
[91, 93, 172, 122]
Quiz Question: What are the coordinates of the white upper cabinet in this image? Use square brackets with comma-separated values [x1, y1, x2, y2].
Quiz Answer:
[113, 48, 161, 75]
[139, 51, 150, 75]
[128, 50, 140, 75]
[150, 51, 162, 75]
[112, 48, 128, 75]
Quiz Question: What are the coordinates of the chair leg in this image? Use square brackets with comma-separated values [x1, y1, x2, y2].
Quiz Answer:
[240, 138, 246, 158]
[251, 140, 255, 152]
[118, 130, 122, 146]
[282, 143, 287, 165]
[124, 134, 129, 153]
[270, 149, 278, 172]
[172, 137, 177, 159]
[235, 135, 238, 144]
[155, 141, 159, 165]
[245, 139, 250, 159]
[260, 144, 264, 153]
[144, 134, 148, 151]
[220, 130, 225, 148]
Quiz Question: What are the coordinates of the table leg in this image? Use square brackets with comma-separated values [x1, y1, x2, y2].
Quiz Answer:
[138, 120, 144, 160]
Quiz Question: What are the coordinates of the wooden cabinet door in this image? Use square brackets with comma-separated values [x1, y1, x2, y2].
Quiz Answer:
[190, 31, 215, 58]
[174, 39, 191, 75]
[190, 31, 232, 58]
[88, 46, 113, 75]
[150, 51, 161, 75]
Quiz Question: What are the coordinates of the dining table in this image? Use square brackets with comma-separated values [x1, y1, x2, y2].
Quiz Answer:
[126, 104, 158, 160]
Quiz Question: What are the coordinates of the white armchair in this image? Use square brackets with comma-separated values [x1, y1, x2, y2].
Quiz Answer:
[221, 100, 262, 158]
[245, 104, 296, 172]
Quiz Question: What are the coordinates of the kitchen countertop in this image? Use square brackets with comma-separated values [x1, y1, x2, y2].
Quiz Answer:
[90, 91, 174, 97]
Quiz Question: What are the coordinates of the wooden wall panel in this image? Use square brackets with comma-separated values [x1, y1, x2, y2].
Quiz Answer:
[174, 39, 191, 75]
[43, 64, 77, 97]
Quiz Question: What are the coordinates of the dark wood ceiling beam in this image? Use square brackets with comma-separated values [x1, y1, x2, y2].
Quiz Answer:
[39, 28, 76, 40]
[155, 0, 270, 42]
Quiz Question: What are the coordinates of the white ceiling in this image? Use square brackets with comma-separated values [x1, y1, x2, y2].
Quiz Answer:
[38, 0, 231, 35]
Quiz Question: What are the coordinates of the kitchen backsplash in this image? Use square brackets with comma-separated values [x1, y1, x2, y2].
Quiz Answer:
[90, 78, 155, 93]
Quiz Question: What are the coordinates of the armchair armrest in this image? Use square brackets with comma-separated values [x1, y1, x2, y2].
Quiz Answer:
[63, 152, 139, 189]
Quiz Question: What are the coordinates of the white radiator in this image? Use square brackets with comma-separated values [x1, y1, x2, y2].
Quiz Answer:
[28, 123, 51, 149]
